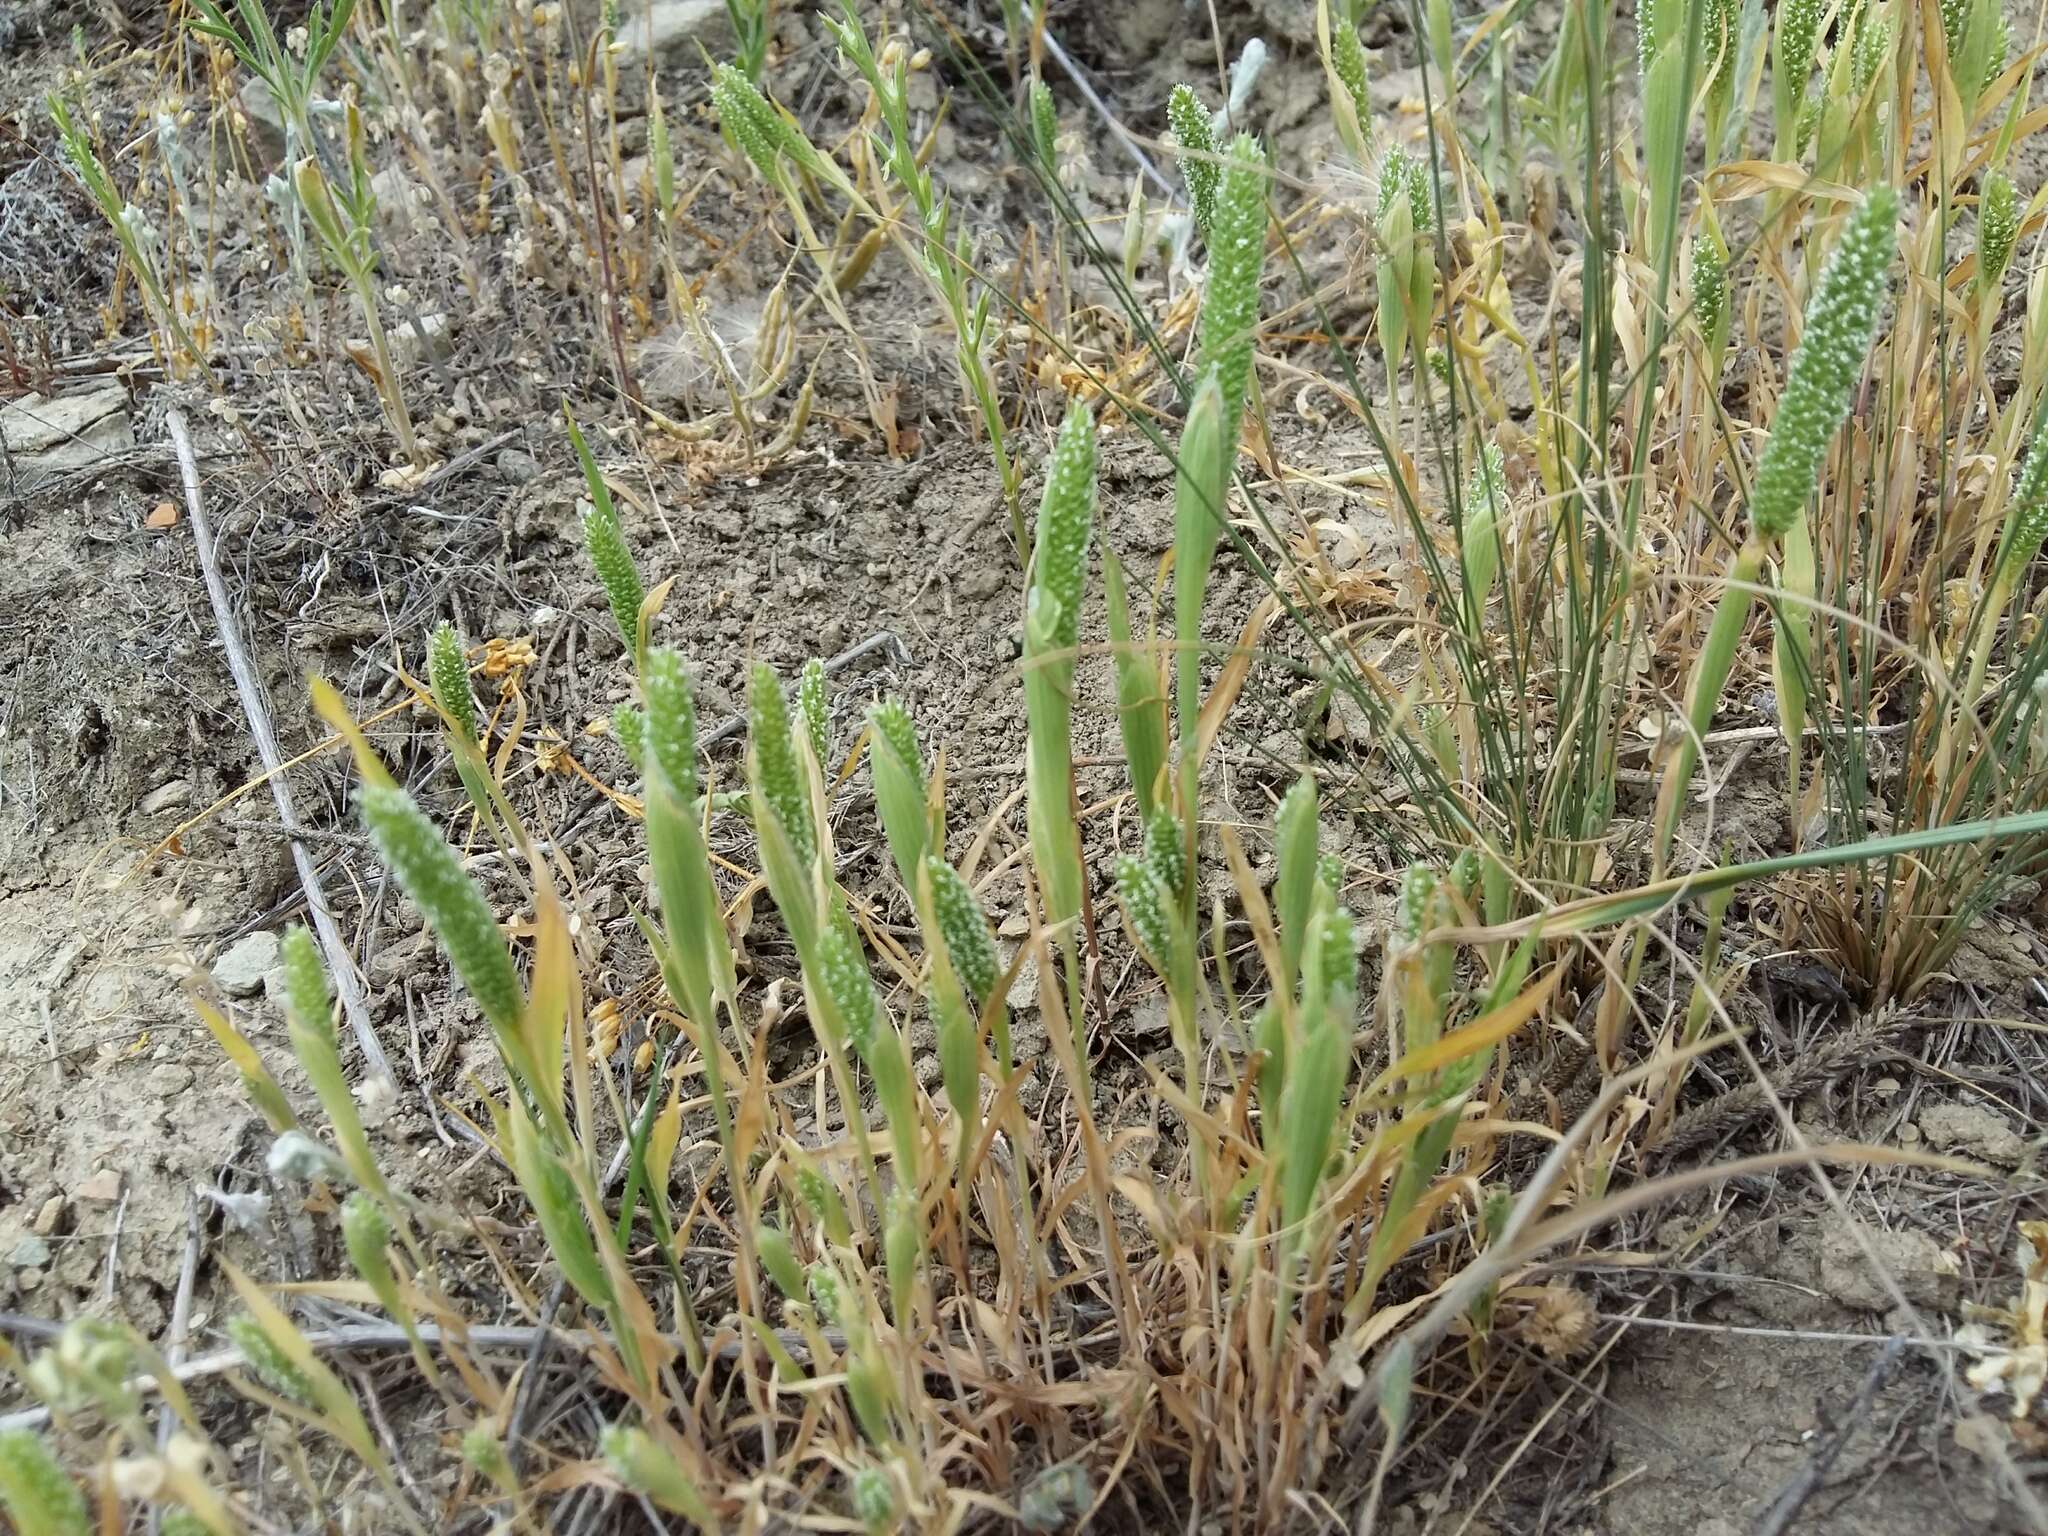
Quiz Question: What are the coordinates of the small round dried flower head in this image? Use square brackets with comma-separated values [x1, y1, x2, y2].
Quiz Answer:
[748, 662, 815, 868]
[1979, 170, 2019, 293]
[1168, 83, 1219, 235]
[1748, 186, 1897, 541]
[1115, 855, 1173, 968]
[358, 783, 524, 1035]
[1028, 403, 1098, 654]
[640, 647, 698, 800]
[926, 856, 998, 1000]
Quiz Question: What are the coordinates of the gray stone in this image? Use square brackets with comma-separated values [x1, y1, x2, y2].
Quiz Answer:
[140, 778, 193, 816]
[8, 1235, 50, 1268]
[496, 448, 541, 483]
[615, 0, 728, 59]
[1819, 1217, 1960, 1314]
[214, 930, 282, 998]
[0, 385, 134, 490]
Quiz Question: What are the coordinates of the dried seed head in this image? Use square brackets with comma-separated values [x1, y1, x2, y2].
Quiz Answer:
[358, 784, 523, 1037]
[1979, 170, 2019, 293]
[1115, 855, 1174, 968]
[227, 1316, 314, 1404]
[428, 620, 476, 741]
[581, 500, 644, 655]
[641, 648, 699, 800]
[1749, 187, 1897, 540]
[1168, 83, 1219, 235]
[748, 662, 816, 869]
[798, 657, 831, 776]
[927, 856, 998, 1001]
[1200, 135, 1270, 428]
[0, 1429, 91, 1536]
[1027, 402, 1098, 656]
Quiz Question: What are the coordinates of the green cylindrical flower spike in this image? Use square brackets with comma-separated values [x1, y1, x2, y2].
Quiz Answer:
[798, 657, 831, 776]
[582, 501, 644, 656]
[1143, 806, 1186, 898]
[1460, 441, 1507, 612]
[884, 1188, 920, 1322]
[1317, 903, 1357, 999]
[641, 648, 699, 801]
[748, 662, 816, 869]
[1777, 0, 1822, 89]
[927, 857, 998, 1000]
[1748, 187, 1897, 541]
[1200, 136, 1270, 435]
[461, 1426, 516, 1492]
[612, 703, 646, 771]
[1979, 171, 2019, 295]
[853, 1466, 898, 1533]
[1168, 84, 1219, 236]
[1030, 78, 1059, 171]
[1397, 863, 1436, 943]
[1691, 233, 1727, 349]
[280, 924, 331, 1043]
[429, 621, 476, 741]
[1274, 774, 1320, 986]
[0, 1430, 89, 1536]
[796, 1164, 852, 1246]
[755, 1221, 806, 1299]
[648, 81, 674, 218]
[711, 61, 807, 182]
[870, 697, 922, 781]
[819, 910, 877, 1059]
[1636, 0, 1662, 77]
[228, 1316, 315, 1404]
[805, 1261, 844, 1325]
[1115, 855, 1174, 969]
[358, 785, 523, 1036]
[599, 1424, 713, 1523]
[1996, 420, 2048, 583]
[1852, 13, 1890, 94]
[1028, 402, 1098, 654]
[1330, 18, 1370, 130]
[341, 1190, 399, 1314]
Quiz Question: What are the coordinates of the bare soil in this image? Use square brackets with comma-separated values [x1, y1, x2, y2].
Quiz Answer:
[2, 0, 2046, 1530]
